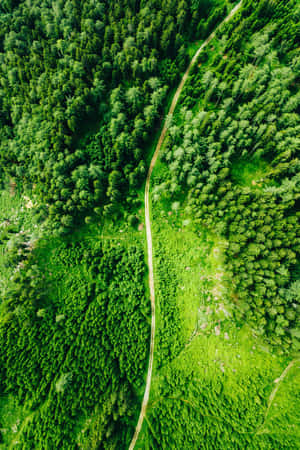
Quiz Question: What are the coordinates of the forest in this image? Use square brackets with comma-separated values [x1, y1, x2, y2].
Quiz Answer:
[0, 0, 228, 232]
[0, 0, 299, 448]
[0, 1, 230, 446]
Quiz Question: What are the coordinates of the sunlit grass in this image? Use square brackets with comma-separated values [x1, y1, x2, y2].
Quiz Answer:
[231, 157, 276, 188]
[0, 396, 31, 448]
[0, 188, 38, 303]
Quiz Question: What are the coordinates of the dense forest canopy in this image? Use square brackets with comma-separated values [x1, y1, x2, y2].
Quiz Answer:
[0, 0, 227, 232]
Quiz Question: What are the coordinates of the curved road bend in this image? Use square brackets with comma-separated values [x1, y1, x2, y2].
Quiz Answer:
[129, 2, 243, 448]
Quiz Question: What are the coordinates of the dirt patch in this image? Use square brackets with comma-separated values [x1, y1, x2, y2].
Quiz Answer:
[10, 179, 16, 196]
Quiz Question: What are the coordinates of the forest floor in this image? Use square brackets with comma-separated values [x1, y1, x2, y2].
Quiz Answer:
[129, 2, 243, 448]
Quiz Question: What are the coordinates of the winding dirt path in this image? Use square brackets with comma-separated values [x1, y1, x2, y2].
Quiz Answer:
[129, 3, 243, 448]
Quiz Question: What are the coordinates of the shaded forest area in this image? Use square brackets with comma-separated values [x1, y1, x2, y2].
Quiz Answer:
[0, 0, 228, 232]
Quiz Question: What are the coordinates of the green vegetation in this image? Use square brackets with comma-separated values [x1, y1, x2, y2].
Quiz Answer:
[146, 329, 300, 449]
[0, 0, 228, 233]
[135, 0, 300, 448]
[137, 192, 299, 449]
[0, 1, 233, 446]
[0, 0, 299, 448]
[0, 222, 149, 448]
[231, 157, 273, 187]
[155, 0, 300, 347]
[0, 186, 40, 308]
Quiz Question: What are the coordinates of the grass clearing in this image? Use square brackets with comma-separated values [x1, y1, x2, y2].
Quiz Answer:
[231, 157, 275, 188]
[0, 188, 38, 303]
[152, 209, 229, 344]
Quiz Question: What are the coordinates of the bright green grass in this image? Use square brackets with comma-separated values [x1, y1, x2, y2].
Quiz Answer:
[0, 188, 38, 302]
[186, 40, 202, 59]
[0, 396, 31, 448]
[145, 325, 299, 445]
[231, 157, 275, 188]
[152, 209, 230, 343]
[256, 360, 300, 438]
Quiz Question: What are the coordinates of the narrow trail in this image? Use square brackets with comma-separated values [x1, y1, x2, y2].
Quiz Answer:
[129, 2, 243, 448]
[255, 358, 300, 435]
